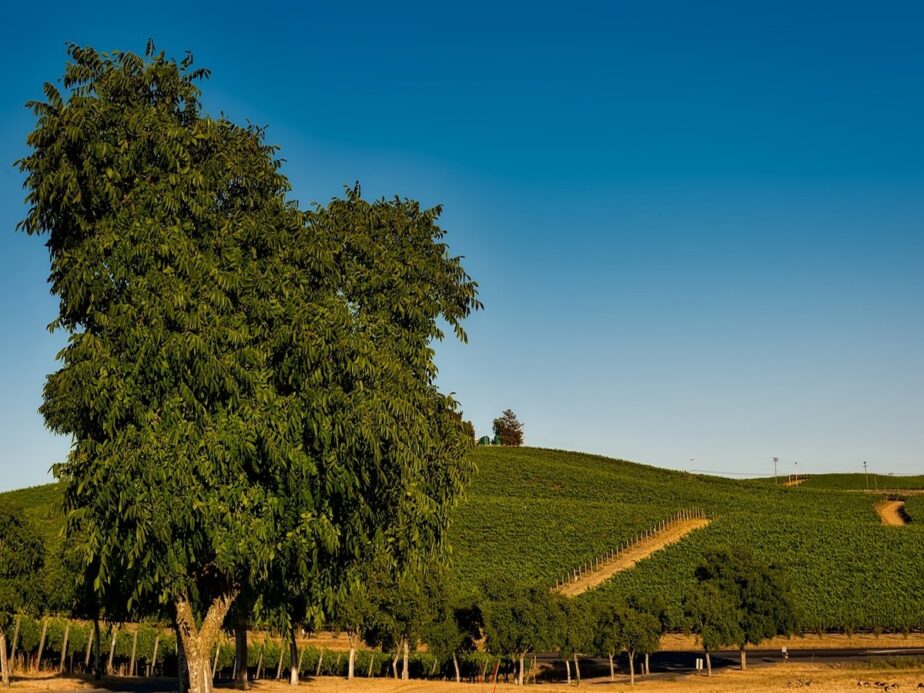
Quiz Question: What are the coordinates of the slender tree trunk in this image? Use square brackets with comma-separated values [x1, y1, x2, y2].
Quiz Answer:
[1, 632, 9, 688]
[644, 652, 650, 675]
[59, 624, 70, 674]
[35, 619, 48, 673]
[175, 593, 237, 693]
[705, 651, 712, 677]
[573, 653, 581, 684]
[367, 652, 375, 677]
[150, 635, 160, 677]
[175, 622, 189, 693]
[347, 635, 356, 681]
[9, 617, 20, 673]
[518, 653, 525, 686]
[93, 618, 102, 681]
[608, 653, 615, 681]
[391, 652, 398, 679]
[275, 638, 285, 680]
[107, 628, 117, 675]
[233, 617, 248, 690]
[401, 639, 409, 680]
[288, 627, 299, 685]
[129, 629, 138, 677]
[254, 643, 263, 680]
[565, 658, 571, 685]
[629, 650, 635, 685]
[740, 648, 747, 671]
[452, 652, 460, 683]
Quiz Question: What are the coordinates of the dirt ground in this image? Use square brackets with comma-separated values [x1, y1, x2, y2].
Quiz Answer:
[875, 499, 908, 526]
[7, 662, 924, 692]
[556, 518, 710, 597]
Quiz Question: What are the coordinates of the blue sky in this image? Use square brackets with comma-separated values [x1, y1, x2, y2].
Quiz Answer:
[1, 1, 922, 490]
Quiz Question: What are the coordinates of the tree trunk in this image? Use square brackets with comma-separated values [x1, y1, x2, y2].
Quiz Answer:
[1, 633, 9, 688]
[9, 617, 20, 673]
[740, 648, 747, 671]
[367, 652, 375, 677]
[107, 628, 117, 675]
[93, 618, 102, 681]
[629, 650, 635, 685]
[391, 652, 398, 679]
[573, 653, 581, 684]
[175, 593, 237, 693]
[150, 635, 160, 677]
[565, 658, 571, 685]
[84, 627, 94, 672]
[644, 652, 650, 675]
[234, 617, 248, 690]
[254, 643, 263, 680]
[174, 622, 189, 693]
[288, 628, 299, 685]
[129, 629, 138, 677]
[705, 651, 712, 677]
[452, 653, 460, 683]
[401, 639, 409, 680]
[275, 638, 285, 680]
[60, 624, 70, 674]
[518, 653, 525, 686]
[347, 637, 356, 681]
[35, 619, 48, 673]
[608, 653, 614, 681]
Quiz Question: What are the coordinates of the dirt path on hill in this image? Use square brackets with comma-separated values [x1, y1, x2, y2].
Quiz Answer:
[556, 518, 710, 597]
[875, 499, 908, 525]
[783, 477, 804, 487]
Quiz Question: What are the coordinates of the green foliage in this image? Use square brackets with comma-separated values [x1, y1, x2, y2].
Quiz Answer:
[553, 596, 593, 658]
[481, 577, 555, 657]
[0, 504, 46, 628]
[694, 547, 799, 648]
[682, 583, 742, 652]
[799, 474, 924, 490]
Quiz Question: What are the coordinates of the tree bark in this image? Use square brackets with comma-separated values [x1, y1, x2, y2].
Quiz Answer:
[174, 622, 189, 693]
[60, 624, 70, 674]
[9, 617, 20, 673]
[705, 651, 712, 677]
[740, 648, 747, 671]
[107, 628, 117, 675]
[35, 619, 48, 673]
[565, 658, 571, 685]
[644, 652, 650, 675]
[391, 652, 398, 679]
[401, 639, 409, 680]
[129, 629, 138, 677]
[233, 617, 248, 690]
[608, 653, 614, 681]
[629, 650, 635, 685]
[175, 593, 237, 693]
[452, 653, 460, 683]
[573, 653, 581, 684]
[347, 635, 356, 681]
[1, 632, 9, 688]
[288, 627, 299, 685]
[518, 653, 525, 686]
[93, 618, 102, 680]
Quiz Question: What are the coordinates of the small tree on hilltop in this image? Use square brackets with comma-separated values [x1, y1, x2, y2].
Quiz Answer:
[492, 409, 524, 446]
[0, 505, 45, 687]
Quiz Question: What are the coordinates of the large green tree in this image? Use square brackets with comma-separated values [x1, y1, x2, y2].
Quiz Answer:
[19, 43, 479, 693]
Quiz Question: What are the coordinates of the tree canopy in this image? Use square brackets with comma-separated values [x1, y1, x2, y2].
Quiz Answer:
[492, 409, 524, 446]
[18, 42, 479, 693]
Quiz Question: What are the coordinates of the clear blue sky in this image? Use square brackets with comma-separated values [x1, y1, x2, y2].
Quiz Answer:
[2, 1, 922, 490]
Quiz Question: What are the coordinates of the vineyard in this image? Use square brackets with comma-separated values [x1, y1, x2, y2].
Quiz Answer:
[798, 473, 924, 490]
[3, 446, 923, 635]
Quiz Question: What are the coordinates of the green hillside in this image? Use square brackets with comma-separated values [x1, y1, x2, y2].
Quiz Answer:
[799, 473, 924, 490]
[3, 447, 922, 632]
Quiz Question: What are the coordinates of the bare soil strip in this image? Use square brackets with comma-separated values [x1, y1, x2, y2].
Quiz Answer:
[556, 518, 710, 597]
[875, 499, 908, 526]
[782, 477, 804, 487]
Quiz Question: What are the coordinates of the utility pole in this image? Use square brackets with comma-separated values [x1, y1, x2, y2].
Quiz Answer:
[773, 457, 779, 484]
[863, 461, 868, 490]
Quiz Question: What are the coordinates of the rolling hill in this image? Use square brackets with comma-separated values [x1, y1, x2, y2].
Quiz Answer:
[2, 446, 922, 632]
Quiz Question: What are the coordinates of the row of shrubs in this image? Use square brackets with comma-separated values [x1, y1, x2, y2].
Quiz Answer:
[2, 616, 499, 681]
